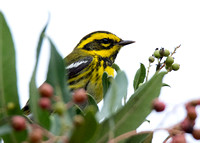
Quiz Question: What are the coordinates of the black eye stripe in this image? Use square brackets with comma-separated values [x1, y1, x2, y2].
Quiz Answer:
[83, 38, 115, 50]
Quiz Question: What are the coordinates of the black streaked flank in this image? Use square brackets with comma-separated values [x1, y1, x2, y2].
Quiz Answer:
[96, 59, 101, 71]
[95, 74, 100, 82]
[84, 81, 90, 90]
[68, 68, 94, 85]
[97, 57, 113, 69]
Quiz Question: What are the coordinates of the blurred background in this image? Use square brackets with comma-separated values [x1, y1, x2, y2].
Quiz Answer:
[1, 0, 200, 142]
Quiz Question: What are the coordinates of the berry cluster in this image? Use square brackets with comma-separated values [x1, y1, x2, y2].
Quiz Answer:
[38, 83, 53, 110]
[152, 99, 200, 142]
[148, 45, 180, 72]
[10, 83, 88, 142]
[11, 116, 43, 142]
[38, 83, 88, 116]
[180, 100, 200, 140]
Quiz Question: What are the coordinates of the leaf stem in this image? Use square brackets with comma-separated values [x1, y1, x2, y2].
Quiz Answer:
[171, 44, 181, 56]
[108, 118, 115, 141]
[108, 130, 152, 143]
[146, 62, 151, 82]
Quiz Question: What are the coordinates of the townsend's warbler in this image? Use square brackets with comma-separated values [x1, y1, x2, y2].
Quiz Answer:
[23, 31, 134, 113]
[65, 31, 134, 103]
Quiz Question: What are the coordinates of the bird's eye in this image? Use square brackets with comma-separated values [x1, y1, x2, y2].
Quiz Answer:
[102, 38, 109, 44]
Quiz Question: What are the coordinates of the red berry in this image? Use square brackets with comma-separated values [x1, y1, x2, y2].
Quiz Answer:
[29, 128, 43, 143]
[39, 83, 53, 98]
[72, 88, 88, 104]
[192, 129, 200, 140]
[187, 106, 197, 120]
[180, 118, 195, 133]
[62, 136, 69, 143]
[187, 100, 199, 107]
[38, 97, 51, 110]
[171, 134, 186, 143]
[196, 99, 200, 105]
[11, 116, 26, 131]
[185, 102, 192, 111]
[152, 99, 166, 112]
[190, 99, 200, 106]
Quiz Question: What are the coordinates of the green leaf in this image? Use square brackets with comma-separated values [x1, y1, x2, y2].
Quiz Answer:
[0, 11, 27, 143]
[87, 93, 99, 111]
[162, 83, 170, 87]
[0, 12, 21, 117]
[90, 72, 166, 143]
[46, 38, 71, 103]
[112, 63, 121, 73]
[102, 72, 111, 98]
[29, 23, 50, 129]
[97, 71, 128, 121]
[107, 131, 153, 143]
[1, 130, 27, 143]
[69, 111, 99, 143]
[46, 38, 74, 135]
[49, 114, 62, 136]
[125, 132, 153, 143]
[133, 63, 146, 91]
[0, 123, 12, 136]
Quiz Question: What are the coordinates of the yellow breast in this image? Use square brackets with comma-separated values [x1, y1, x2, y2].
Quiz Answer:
[86, 56, 114, 102]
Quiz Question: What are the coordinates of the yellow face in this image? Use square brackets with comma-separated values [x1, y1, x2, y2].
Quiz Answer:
[76, 31, 122, 58]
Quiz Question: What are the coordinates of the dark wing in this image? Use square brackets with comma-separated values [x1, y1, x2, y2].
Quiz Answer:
[66, 56, 93, 79]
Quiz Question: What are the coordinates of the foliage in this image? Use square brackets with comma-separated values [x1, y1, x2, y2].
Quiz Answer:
[1, 11, 196, 143]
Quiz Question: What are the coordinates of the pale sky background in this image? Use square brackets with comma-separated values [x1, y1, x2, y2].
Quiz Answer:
[1, 0, 200, 142]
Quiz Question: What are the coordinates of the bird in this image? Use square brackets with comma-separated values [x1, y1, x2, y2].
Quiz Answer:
[22, 31, 134, 114]
[65, 31, 134, 103]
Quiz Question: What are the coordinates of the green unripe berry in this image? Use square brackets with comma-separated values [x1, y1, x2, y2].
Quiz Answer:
[164, 49, 170, 57]
[172, 63, 180, 71]
[154, 50, 161, 58]
[73, 115, 85, 127]
[159, 48, 165, 57]
[165, 65, 172, 71]
[148, 56, 155, 63]
[165, 56, 174, 66]
[7, 102, 15, 110]
[138, 83, 143, 87]
[53, 102, 66, 116]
